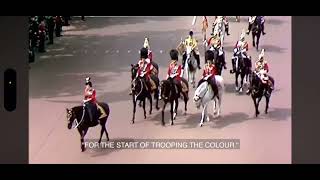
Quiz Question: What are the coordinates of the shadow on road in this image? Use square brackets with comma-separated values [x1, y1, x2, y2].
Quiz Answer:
[212, 112, 251, 129]
[267, 107, 291, 121]
[260, 44, 287, 54]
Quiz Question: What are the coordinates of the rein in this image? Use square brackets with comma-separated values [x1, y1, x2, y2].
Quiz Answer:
[73, 105, 85, 129]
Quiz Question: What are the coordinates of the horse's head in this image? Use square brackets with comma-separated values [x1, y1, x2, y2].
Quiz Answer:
[66, 108, 76, 129]
[193, 81, 208, 108]
[159, 80, 171, 101]
[130, 64, 139, 81]
[132, 76, 145, 96]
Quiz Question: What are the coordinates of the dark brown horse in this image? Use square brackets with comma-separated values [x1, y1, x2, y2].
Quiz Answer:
[67, 102, 110, 152]
[159, 77, 189, 126]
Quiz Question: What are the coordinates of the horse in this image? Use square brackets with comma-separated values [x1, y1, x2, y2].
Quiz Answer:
[193, 76, 224, 127]
[131, 73, 160, 124]
[66, 102, 110, 152]
[159, 77, 189, 126]
[130, 63, 160, 110]
[251, 17, 263, 51]
[231, 47, 252, 93]
[247, 72, 275, 117]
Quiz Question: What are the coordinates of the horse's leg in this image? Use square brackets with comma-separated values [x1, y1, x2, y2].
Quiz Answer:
[184, 91, 188, 115]
[80, 128, 88, 152]
[200, 104, 208, 127]
[173, 98, 179, 120]
[170, 100, 174, 125]
[161, 102, 167, 126]
[239, 72, 245, 93]
[256, 96, 263, 117]
[148, 93, 152, 115]
[192, 72, 196, 88]
[265, 95, 270, 114]
[256, 32, 261, 51]
[98, 124, 104, 144]
[235, 72, 239, 91]
[78, 128, 85, 152]
[132, 97, 136, 124]
[252, 32, 256, 47]
[252, 96, 258, 117]
[155, 88, 160, 110]
[143, 98, 146, 119]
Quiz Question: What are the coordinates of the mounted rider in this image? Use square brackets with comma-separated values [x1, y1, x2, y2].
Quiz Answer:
[246, 16, 266, 35]
[143, 37, 153, 62]
[231, 29, 249, 73]
[83, 77, 99, 124]
[207, 28, 226, 70]
[213, 16, 230, 36]
[182, 30, 201, 70]
[137, 47, 157, 92]
[246, 49, 274, 94]
[198, 50, 219, 97]
[167, 49, 188, 94]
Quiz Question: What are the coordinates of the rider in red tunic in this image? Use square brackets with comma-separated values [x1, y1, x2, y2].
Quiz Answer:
[198, 50, 219, 97]
[83, 77, 98, 124]
[137, 47, 154, 91]
[167, 49, 187, 93]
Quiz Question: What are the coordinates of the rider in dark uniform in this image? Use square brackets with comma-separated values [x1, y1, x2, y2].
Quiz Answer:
[46, 16, 55, 44]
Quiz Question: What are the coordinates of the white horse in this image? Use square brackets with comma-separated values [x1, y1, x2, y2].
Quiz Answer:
[193, 75, 224, 127]
[183, 45, 198, 88]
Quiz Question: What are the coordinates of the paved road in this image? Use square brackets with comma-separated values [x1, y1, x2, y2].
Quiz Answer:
[29, 16, 291, 164]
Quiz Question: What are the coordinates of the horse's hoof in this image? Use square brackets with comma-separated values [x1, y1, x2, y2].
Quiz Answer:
[131, 120, 135, 124]
[149, 112, 152, 115]
[235, 87, 239, 91]
[199, 123, 203, 127]
[81, 147, 85, 152]
[171, 122, 174, 126]
[239, 88, 243, 93]
[156, 107, 160, 111]
[162, 122, 165, 126]
[206, 117, 210, 122]
[265, 111, 268, 114]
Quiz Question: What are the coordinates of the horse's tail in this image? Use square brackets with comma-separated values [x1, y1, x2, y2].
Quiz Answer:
[99, 102, 110, 117]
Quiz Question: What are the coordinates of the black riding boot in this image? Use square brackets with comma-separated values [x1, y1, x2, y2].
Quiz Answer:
[182, 53, 187, 69]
